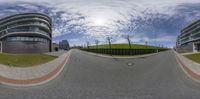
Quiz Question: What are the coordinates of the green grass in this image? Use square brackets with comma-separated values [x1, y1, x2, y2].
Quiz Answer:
[0, 53, 56, 67]
[87, 43, 164, 49]
[184, 53, 200, 63]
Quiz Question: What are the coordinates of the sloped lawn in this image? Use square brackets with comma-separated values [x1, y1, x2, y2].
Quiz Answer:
[184, 53, 200, 63]
[0, 53, 56, 67]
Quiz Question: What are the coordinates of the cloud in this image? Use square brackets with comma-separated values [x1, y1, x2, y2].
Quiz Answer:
[0, 0, 199, 47]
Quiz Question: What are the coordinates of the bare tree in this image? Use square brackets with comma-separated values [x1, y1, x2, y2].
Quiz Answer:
[145, 41, 148, 48]
[145, 41, 148, 46]
[95, 40, 99, 49]
[86, 41, 90, 49]
[125, 35, 132, 49]
[106, 36, 112, 49]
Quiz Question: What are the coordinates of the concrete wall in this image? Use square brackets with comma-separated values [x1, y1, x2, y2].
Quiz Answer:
[2, 40, 49, 53]
[177, 42, 194, 53]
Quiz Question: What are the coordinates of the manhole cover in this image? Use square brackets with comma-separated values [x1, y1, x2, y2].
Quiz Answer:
[127, 62, 134, 66]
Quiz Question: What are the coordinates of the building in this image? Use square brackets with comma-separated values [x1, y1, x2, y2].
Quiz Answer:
[176, 19, 200, 52]
[52, 43, 59, 51]
[0, 13, 52, 53]
[59, 40, 70, 50]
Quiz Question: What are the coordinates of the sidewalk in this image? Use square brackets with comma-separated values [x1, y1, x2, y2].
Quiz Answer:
[180, 52, 200, 55]
[45, 50, 68, 57]
[174, 51, 200, 82]
[0, 51, 70, 86]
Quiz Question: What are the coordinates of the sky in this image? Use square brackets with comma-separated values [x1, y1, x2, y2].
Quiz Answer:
[0, 0, 199, 48]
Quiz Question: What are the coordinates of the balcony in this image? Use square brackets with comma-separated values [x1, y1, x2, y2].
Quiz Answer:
[0, 14, 50, 25]
[0, 18, 51, 29]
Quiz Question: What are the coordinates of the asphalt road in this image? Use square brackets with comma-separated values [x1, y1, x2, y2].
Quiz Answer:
[1, 49, 200, 99]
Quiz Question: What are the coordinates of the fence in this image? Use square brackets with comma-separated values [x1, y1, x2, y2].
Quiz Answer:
[81, 48, 169, 55]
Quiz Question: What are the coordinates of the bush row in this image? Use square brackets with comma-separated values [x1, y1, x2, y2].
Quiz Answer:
[81, 48, 169, 55]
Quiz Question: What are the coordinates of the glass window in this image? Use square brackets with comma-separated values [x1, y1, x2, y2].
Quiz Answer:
[29, 37, 34, 41]
[7, 37, 11, 41]
[33, 37, 37, 41]
[10, 37, 16, 41]
[16, 37, 20, 41]
[35, 38, 38, 41]
[21, 37, 25, 41]
[39, 38, 42, 42]
[25, 37, 29, 41]
[42, 38, 45, 42]
[5, 36, 48, 43]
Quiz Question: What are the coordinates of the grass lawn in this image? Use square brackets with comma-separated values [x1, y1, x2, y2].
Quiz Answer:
[0, 53, 56, 67]
[87, 43, 165, 49]
[184, 53, 200, 63]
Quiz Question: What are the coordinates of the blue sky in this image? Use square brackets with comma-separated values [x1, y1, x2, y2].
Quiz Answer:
[0, 0, 199, 48]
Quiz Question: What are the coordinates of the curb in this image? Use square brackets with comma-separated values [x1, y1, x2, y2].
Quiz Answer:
[174, 51, 200, 83]
[80, 49, 167, 59]
[0, 51, 71, 87]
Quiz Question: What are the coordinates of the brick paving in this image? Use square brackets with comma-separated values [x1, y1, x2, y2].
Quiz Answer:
[0, 51, 70, 86]
[175, 51, 200, 81]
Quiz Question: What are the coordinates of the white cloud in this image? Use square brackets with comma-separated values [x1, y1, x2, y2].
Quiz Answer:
[0, 0, 199, 47]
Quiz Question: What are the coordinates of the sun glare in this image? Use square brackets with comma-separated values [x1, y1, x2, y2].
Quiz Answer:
[93, 17, 106, 26]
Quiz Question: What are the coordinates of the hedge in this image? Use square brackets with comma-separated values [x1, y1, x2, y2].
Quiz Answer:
[81, 48, 169, 55]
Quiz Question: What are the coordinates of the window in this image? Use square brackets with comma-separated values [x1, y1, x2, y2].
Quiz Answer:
[24, 37, 28, 41]
[29, 37, 34, 41]
[6, 36, 48, 43]
[21, 37, 25, 41]
[16, 37, 20, 41]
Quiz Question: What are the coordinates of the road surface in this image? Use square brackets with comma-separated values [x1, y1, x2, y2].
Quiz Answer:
[1, 49, 200, 99]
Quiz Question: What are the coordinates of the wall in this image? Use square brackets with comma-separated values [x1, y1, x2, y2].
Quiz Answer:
[177, 42, 194, 53]
[2, 40, 49, 53]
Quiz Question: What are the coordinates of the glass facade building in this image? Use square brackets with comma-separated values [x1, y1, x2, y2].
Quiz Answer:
[0, 13, 52, 53]
[177, 19, 200, 52]
[59, 40, 70, 50]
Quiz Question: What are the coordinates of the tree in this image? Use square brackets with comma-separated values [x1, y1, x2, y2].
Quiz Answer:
[106, 36, 112, 49]
[125, 35, 132, 49]
[145, 41, 148, 45]
[145, 41, 148, 48]
[95, 40, 99, 49]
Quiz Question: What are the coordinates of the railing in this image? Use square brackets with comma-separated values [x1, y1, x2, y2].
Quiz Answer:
[182, 21, 200, 33]
[0, 18, 51, 29]
[0, 32, 51, 41]
[13, 23, 50, 31]
[7, 29, 50, 37]
[181, 26, 200, 37]
[0, 14, 50, 25]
